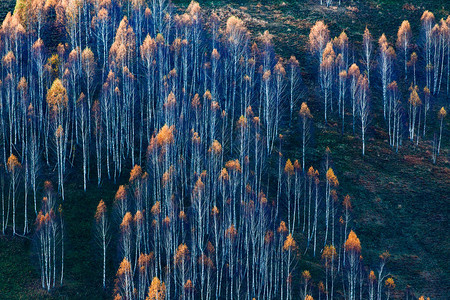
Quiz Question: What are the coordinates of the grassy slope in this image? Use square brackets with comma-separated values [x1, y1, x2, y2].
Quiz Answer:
[199, 0, 449, 298]
[0, 0, 449, 299]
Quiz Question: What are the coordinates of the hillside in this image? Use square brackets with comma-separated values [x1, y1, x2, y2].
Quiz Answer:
[0, 0, 449, 299]
[180, 1, 450, 298]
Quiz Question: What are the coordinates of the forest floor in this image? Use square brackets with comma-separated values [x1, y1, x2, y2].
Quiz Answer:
[0, 0, 449, 299]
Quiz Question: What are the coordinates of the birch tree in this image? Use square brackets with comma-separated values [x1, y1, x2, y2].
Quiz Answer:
[95, 200, 110, 289]
[396, 21, 412, 79]
[7, 154, 21, 235]
[357, 75, 369, 155]
[362, 27, 373, 85]
[299, 103, 312, 170]
[437, 107, 447, 155]
[344, 230, 361, 300]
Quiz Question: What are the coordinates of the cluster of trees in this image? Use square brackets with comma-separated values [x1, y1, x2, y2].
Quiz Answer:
[0, 0, 444, 299]
[317, 0, 344, 8]
[309, 14, 448, 157]
[104, 145, 400, 300]
[35, 181, 64, 291]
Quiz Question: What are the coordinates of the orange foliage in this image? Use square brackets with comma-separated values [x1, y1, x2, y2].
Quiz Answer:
[385, 277, 395, 290]
[47, 79, 68, 115]
[141, 34, 157, 60]
[155, 125, 175, 147]
[337, 31, 348, 48]
[183, 279, 193, 291]
[138, 253, 152, 274]
[191, 93, 200, 109]
[259, 191, 267, 205]
[293, 160, 300, 171]
[302, 270, 311, 281]
[198, 254, 214, 269]
[277, 221, 288, 235]
[115, 185, 127, 201]
[151, 201, 161, 215]
[343, 195, 352, 210]
[259, 30, 273, 46]
[439, 107, 447, 119]
[357, 75, 369, 92]
[120, 212, 132, 231]
[2, 49, 15, 68]
[322, 245, 337, 266]
[159, 216, 169, 228]
[17, 77, 27, 93]
[54, 125, 64, 139]
[330, 190, 338, 202]
[264, 230, 274, 244]
[134, 210, 144, 224]
[396, 20, 412, 49]
[369, 270, 376, 282]
[211, 48, 220, 60]
[225, 224, 237, 240]
[203, 90, 212, 101]
[211, 205, 219, 216]
[420, 11, 435, 26]
[155, 33, 165, 45]
[289, 55, 299, 67]
[174, 244, 189, 265]
[207, 242, 215, 254]
[110, 16, 136, 63]
[147, 277, 166, 300]
[307, 166, 315, 177]
[225, 159, 241, 173]
[114, 294, 122, 300]
[309, 21, 329, 56]
[211, 101, 220, 111]
[363, 26, 373, 46]
[176, 211, 185, 222]
[95, 200, 107, 222]
[318, 281, 325, 293]
[321, 41, 335, 68]
[299, 102, 312, 119]
[162, 166, 175, 187]
[326, 168, 339, 186]
[193, 177, 205, 195]
[409, 52, 418, 65]
[408, 86, 421, 107]
[348, 63, 360, 78]
[237, 115, 247, 129]
[388, 81, 398, 92]
[209, 140, 222, 155]
[226, 16, 248, 46]
[284, 159, 294, 176]
[130, 165, 143, 182]
[81, 47, 96, 75]
[380, 251, 390, 261]
[7, 154, 21, 172]
[44, 180, 53, 191]
[116, 258, 131, 277]
[344, 230, 361, 253]
[274, 59, 286, 77]
[283, 233, 297, 252]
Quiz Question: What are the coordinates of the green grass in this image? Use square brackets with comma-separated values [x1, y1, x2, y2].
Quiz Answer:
[0, 0, 14, 21]
[0, 0, 449, 299]
[0, 166, 130, 299]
